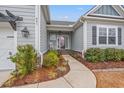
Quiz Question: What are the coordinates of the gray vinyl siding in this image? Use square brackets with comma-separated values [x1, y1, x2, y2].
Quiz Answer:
[87, 20, 124, 49]
[0, 5, 35, 46]
[71, 25, 83, 52]
[94, 5, 120, 16]
[40, 8, 48, 53]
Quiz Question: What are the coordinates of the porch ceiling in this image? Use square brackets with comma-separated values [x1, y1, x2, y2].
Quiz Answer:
[47, 25, 74, 32]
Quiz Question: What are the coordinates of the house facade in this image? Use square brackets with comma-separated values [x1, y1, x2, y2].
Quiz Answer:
[0, 5, 124, 70]
[0, 6, 49, 70]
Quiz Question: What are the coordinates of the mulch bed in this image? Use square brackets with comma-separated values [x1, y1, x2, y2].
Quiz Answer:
[1, 55, 70, 87]
[93, 71, 124, 88]
[67, 50, 124, 70]
[67, 50, 124, 88]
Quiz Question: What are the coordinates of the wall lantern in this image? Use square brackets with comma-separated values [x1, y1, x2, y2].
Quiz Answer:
[21, 26, 30, 38]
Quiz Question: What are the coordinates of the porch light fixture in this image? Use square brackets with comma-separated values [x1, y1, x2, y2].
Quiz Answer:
[21, 26, 30, 38]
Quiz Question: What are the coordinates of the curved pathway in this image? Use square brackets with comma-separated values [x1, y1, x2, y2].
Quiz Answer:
[14, 55, 96, 88]
[61, 55, 96, 88]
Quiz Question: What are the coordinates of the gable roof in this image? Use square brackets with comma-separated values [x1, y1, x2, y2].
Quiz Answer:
[84, 5, 124, 18]
[93, 6, 120, 16]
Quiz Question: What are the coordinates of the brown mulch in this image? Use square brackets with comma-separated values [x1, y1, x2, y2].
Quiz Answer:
[93, 71, 124, 88]
[81, 61, 124, 70]
[69, 51, 124, 88]
[1, 55, 70, 87]
[67, 50, 124, 88]
[67, 50, 124, 70]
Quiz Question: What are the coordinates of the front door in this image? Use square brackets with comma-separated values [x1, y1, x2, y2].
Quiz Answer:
[57, 35, 69, 49]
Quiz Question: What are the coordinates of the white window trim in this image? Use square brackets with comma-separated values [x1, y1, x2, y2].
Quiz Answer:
[97, 25, 118, 46]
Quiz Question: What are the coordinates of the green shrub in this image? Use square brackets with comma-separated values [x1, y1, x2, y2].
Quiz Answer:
[43, 50, 59, 67]
[84, 48, 105, 62]
[99, 49, 106, 62]
[120, 49, 124, 61]
[85, 48, 124, 62]
[49, 50, 59, 56]
[105, 48, 122, 61]
[10, 44, 37, 78]
[114, 49, 122, 61]
[105, 48, 115, 61]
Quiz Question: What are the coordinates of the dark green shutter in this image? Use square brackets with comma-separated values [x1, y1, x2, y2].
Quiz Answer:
[92, 26, 97, 45]
[118, 27, 122, 45]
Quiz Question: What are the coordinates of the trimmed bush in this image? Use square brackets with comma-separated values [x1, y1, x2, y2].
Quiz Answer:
[99, 49, 106, 62]
[105, 48, 122, 61]
[10, 44, 37, 78]
[114, 49, 122, 61]
[84, 48, 124, 62]
[43, 50, 59, 67]
[120, 49, 124, 61]
[84, 48, 105, 62]
[49, 50, 59, 56]
[105, 48, 115, 61]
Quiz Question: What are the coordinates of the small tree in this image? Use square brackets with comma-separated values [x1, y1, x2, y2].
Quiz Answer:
[10, 44, 37, 78]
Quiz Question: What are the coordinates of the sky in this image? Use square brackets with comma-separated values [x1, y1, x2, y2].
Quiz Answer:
[49, 5, 94, 22]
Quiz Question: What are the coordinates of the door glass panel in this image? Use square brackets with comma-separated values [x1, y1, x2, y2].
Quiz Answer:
[57, 35, 69, 49]
[60, 36, 65, 49]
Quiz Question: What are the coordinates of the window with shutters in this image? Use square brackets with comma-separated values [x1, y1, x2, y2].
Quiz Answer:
[92, 25, 122, 45]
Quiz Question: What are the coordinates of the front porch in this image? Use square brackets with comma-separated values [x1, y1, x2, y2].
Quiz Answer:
[47, 21, 74, 51]
[48, 31, 72, 50]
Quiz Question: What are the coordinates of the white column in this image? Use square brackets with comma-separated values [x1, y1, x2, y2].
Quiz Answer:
[35, 6, 44, 65]
[35, 5, 41, 52]
[82, 21, 87, 53]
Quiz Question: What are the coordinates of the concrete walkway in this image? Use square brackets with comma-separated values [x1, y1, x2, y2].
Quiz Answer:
[0, 55, 96, 88]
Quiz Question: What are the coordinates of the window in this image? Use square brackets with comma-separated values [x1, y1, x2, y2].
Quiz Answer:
[99, 27, 107, 44]
[108, 28, 116, 44]
[95, 26, 122, 45]
[92, 26, 122, 45]
[50, 34, 56, 40]
[50, 34, 57, 49]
